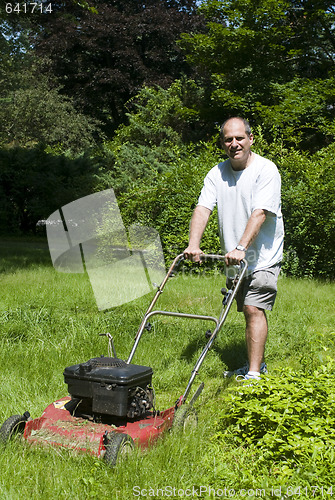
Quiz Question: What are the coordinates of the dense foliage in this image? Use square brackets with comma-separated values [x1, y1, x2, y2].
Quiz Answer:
[179, 0, 335, 148]
[30, 0, 205, 132]
[118, 140, 335, 278]
[100, 85, 335, 278]
[0, 0, 334, 278]
[0, 147, 100, 232]
[277, 144, 335, 278]
[210, 359, 335, 486]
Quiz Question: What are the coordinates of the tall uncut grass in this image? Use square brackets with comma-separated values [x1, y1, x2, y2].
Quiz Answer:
[0, 237, 334, 499]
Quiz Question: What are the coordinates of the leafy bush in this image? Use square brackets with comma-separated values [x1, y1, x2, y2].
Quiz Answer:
[214, 360, 335, 467]
[118, 141, 222, 261]
[97, 80, 211, 195]
[114, 128, 335, 278]
[257, 138, 335, 278]
[83, 80, 335, 279]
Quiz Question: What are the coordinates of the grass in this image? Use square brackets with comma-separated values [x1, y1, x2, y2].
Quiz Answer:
[0, 236, 334, 499]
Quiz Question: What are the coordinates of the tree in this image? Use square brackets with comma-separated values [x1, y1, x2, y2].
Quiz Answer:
[260, 77, 335, 150]
[0, 146, 100, 233]
[178, 0, 335, 147]
[31, 0, 206, 133]
[0, 7, 32, 98]
[0, 59, 101, 152]
[97, 79, 212, 195]
[181, 0, 335, 84]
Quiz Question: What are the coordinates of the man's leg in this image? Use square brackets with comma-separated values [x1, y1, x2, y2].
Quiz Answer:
[243, 305, 268, 373]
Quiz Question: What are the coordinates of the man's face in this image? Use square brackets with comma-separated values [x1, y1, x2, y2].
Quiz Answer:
[221, 119, 254, 166]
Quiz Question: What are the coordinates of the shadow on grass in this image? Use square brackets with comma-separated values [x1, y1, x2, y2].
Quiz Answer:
[181, 332, 248, 371]
[0, 236, 52, 272]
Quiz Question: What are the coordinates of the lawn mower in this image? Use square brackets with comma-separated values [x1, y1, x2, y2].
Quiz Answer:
[0, 254, 247, 466]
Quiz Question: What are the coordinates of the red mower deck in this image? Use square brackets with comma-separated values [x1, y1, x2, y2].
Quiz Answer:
[24, 397, 175, 457]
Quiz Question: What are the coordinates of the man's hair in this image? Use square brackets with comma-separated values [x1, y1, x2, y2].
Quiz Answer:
[220, 117, 252, 137]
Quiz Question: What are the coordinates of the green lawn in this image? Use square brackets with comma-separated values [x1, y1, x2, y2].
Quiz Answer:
[0, 237, 334, 499]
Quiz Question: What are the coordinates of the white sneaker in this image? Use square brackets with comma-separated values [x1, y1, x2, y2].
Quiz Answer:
[236, 373, 261, 382]
[236, 372, 261, 390]
[223, 362, 267, 378]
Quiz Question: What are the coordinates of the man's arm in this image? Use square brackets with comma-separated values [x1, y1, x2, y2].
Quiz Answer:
[224, 208, 267, 266]
[184, 205, 212, 262]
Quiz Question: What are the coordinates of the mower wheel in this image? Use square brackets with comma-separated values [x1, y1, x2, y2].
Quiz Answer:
[0, 412, 30, 445]
[104, 433, 134, 467]
[172, 405, 198, 433]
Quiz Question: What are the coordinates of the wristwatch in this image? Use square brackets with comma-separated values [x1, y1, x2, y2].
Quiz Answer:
[236, 245, 247, 252]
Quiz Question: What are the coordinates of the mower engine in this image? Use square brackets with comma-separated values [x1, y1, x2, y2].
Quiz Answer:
[63, 356, 154, 420]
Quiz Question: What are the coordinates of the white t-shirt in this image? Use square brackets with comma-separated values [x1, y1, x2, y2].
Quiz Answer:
[197, 153, 284, 274]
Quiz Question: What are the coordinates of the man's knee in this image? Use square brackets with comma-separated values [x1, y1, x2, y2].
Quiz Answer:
[243, 305, 267, 330]
[243, 304, 265, 319]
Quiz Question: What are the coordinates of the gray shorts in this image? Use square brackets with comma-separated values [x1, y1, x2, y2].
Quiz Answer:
[227, 264, 281, 312]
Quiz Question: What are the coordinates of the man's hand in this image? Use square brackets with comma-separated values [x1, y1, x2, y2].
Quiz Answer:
[184, 246, 204, 263]
[224, 248, 245, 266]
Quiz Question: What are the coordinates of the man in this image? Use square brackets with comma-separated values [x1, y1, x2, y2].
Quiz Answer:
[184, 117, 284, 381]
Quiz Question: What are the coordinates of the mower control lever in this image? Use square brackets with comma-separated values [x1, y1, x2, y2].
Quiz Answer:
[221, 287, 233, 306]
[99, 333, 117, 358]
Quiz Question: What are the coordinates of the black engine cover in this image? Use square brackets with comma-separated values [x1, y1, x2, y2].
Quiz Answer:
[63, 356, 153, 417]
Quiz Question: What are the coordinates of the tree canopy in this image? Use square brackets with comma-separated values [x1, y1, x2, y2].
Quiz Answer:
[179, 0, 335, 147]
[30, 0, 205, 132]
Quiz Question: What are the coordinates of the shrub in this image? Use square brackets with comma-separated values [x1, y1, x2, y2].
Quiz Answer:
[116, 132, 335, 279]
[97, 80, 211, 195]
[268, 142, 335, 278]
[213, 360, 335, 468]
[118, 141, 222, 262]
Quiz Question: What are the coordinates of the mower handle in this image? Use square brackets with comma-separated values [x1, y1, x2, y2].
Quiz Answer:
[126, 254, 247, 365]
[169, 252, 241, 273]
